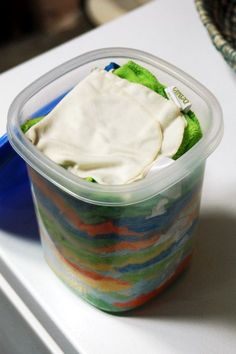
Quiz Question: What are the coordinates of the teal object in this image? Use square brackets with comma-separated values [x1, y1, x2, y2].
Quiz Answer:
[104, 62, 120, 71]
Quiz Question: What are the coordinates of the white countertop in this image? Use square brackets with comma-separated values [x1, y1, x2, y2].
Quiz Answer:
[1, 0, 236, 353]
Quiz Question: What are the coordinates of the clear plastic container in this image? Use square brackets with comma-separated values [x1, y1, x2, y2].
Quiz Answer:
[7, 48, 223, 311]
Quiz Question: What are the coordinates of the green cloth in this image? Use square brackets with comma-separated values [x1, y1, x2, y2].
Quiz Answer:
[85, 176, 97, 183]
[114, 61, 202, 159]
[114, 60, 167, 97]
[21, 116, 44, 133]
[173, 110, 202, 160]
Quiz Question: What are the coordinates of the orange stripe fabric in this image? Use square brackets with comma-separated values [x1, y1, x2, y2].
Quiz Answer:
[30, 169, 143, 237]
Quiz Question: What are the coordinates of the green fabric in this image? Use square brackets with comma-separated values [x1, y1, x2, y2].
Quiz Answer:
[85, 177, 97, 183]
[114, 60, 167, 97]
[114, 61, 202, 159]
[21, 117, 44, 133]
[173, 110, 203, 160]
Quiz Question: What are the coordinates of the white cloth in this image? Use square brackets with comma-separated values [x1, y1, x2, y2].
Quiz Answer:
[26, 69, 185, 185]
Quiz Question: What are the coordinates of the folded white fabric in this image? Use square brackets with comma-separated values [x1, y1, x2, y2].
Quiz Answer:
[26, 69, 185, 185]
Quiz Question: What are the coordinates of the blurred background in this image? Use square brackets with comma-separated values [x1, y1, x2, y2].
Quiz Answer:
[0, 0, 150, 73]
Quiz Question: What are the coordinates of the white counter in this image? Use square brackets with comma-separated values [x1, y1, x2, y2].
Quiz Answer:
[1, 0, 236, 353]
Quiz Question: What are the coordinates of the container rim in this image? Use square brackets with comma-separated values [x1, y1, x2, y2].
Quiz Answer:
[7, 47, 223, 206]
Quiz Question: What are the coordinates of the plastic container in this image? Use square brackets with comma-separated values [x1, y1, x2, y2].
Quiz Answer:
[7, 48, 223, 312]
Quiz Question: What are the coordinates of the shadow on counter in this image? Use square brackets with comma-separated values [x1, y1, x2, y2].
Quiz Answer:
[129, 210, 236, 325]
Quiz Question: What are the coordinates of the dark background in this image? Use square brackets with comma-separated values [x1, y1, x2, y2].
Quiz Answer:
[0, 0, 147, 73]
[0, 0, 93, 72]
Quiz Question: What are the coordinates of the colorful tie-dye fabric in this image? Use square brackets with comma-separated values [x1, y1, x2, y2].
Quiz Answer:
[29, 162, 204, 312]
